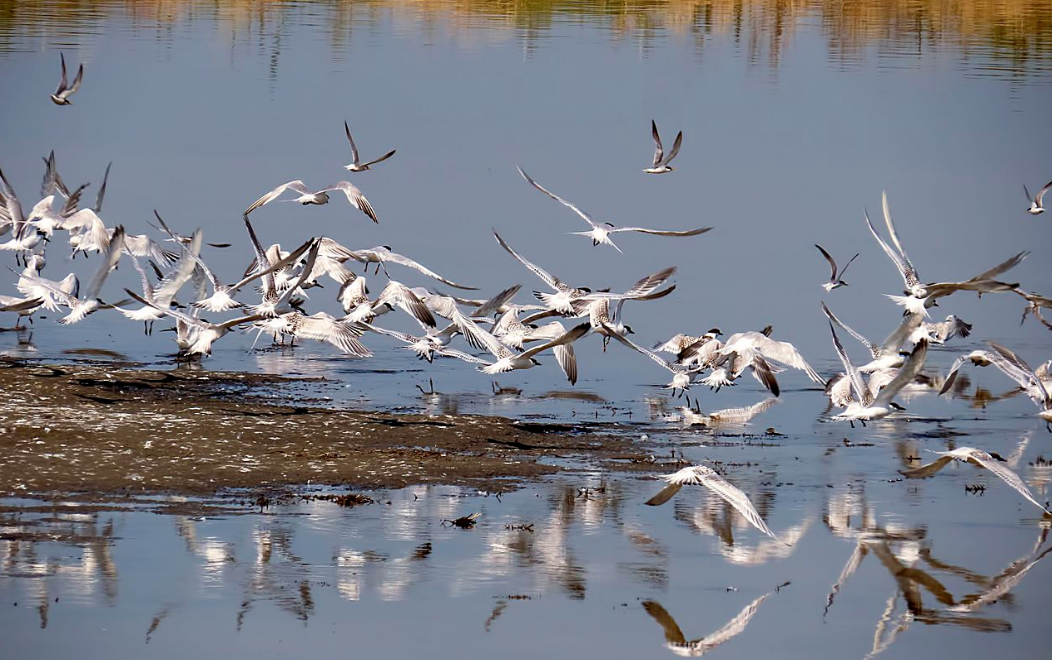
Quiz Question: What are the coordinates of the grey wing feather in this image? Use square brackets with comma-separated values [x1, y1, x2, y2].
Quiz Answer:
[816, 244, 838, 280]
[493, 230, 559, 290]
[662, 131, 683, 165]
[874, 340, 928, 407]
[650, 120, 664, 167]
[516, 167, 599, 229]
[611, 226, 711, 237]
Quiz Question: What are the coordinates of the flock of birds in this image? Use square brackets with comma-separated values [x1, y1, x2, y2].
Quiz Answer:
[2, 53, 1052, 547]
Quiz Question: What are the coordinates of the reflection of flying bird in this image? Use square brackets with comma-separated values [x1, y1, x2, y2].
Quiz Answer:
[901, 447, 1050, 514]
[642, 590, 777, 657]
[517, 168, 710, 252]
[939, 342, 1052, 429]
[646, 464, 787, 544]
[643, 120, 683, 174]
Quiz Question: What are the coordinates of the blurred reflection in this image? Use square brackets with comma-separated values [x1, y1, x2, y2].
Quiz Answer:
[2, 1, 1051, 79]
[642, 587, 781, 657]
[237, 524, 315, 628]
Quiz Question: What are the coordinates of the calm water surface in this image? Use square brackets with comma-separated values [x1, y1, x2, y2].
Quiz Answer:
[1, 1, 1051, 657]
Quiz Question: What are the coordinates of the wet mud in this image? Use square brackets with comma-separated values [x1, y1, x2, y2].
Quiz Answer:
[0, 359, 657, 498]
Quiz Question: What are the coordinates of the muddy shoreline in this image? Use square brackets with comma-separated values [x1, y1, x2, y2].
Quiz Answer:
[0, 358, 665, 500]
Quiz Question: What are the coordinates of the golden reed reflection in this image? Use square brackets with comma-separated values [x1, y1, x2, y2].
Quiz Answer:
[1, 1, 1051, 75]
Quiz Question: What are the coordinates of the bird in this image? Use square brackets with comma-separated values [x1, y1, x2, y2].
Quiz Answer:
[244, 180, 378, 223]
[815, 244, 859, 292]
[821, 302, 919, 373]
[467, 320, 591, 384]
[604, 325, 704, 396]
[865, 193, 924, 298]
[828, 321, 928, 426]
[364, 322, 485, 364]
[517, 168, 710, 253]
[702, 330, 823, 394]
[643, 120, 682, 174]
[127, 289, 266, 357]
[343, 121, 396, 172]
[645, 464, 787, 544]
[653, 329, 723, 365]
[315, 182, 379, 223]
[340, 245, 477, 290]
[940, 342, 1052, 429]
[900, 447, 1050, 514]
[680, 397, 778, 427]
[1024, 179, 1051, 215]
[642, 593, 776, 657]
[50, 53, 83, 106]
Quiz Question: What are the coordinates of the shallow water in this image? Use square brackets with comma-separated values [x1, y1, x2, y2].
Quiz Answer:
[1, 1, 1052, 657]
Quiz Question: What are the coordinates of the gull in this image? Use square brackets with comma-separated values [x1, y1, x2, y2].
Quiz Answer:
[0, 165, 42, 264]
[645, 464, 787, 544]
[494, 230, 675, 314]
[19, 226, 126, 324]
[343, 121, 396, 172]
[64, 208, 111, 258]
[341, 245, 477, 290]
[584, 284, 677, 350]
[364, 323, 485, 364]
[245, 180, 378, 223]
[816, 244, 858, 292]
[115, 231, 203, 334]
[517, 168, 710, 252]
[127, 289, 265, 357]
[50, 53, 83, 106]
[829, 321, 928, 426]
[604, 325, 704, 396]
[821, 302, 920, 373]
[467, 320, 591, 384]
[643, 120, 682, 174]
[940, 342, 1052, 429]
[1024, 178, 1051, 215]
[642, 592, 776, 657]
[900, 447, 1050, 514]
[680, 397, 778, 428]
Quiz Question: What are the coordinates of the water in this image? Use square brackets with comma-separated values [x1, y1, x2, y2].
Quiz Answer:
[1, 1, 1052, 657]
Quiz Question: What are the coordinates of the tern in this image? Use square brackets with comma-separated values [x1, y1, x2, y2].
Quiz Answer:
[653, 329, 723, 365]
[0, 295, 45, 327]
[245, 180, 378, 223]
[821, 302, 919, 373]
[467, 320, 590, 384]
[343, 121, 396, 172]
[340, 245, 477, 290]
[604, 325, 703, 396]
[643, 120, 682, 174]
[705, 330, 824, 394]
[50, 53, 83, 105]
[127, 288, 265, 357]
[364, 322, 484, 364]
[828, 321, 928, 426]
[940, 342, 1052, 429]
[900, 447, 1050, 514]
[645, 464, 787, 544]
[517, 168, 710, 253]
[816, 244, 859, 292]
[262, 312, 372, 356]
[1024, 179, 1051, 215]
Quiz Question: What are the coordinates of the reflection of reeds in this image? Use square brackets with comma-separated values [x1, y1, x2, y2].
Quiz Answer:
[1, 1, 1050, 74]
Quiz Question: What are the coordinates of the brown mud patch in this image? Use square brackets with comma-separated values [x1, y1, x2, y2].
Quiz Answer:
[0, 359, 657, 499]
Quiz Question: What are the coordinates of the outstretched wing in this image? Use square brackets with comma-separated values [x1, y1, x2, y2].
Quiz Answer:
[318, 181, 379, 223]
[816, 244, 838, 280]
[517, 167, 599, 229]
[969, 451, 1050, 513]
[610, 226, 711, 237]
[493, 230, 560, 291]
[650, 120, 664, 167]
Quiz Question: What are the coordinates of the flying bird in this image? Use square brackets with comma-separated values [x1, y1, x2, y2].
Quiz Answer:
[816, 244, 859, 292]
[343, 121, 396, 172]
[1024, 179, 1051, 215]
[517, 168, 710, 252]
[50, 52, 83, 106]
[643, 120, 682, 174]
[900, 447, 1050, 514]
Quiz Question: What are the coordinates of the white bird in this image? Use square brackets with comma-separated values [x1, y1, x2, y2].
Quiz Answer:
[364, 322, 485, 364]
[50, 52, 83, 106]
[645, 464, 787, 544]
[714, 330, 824, 388]
[343, 121, 396, 172]
[816, 244, 858, 292]
[643, 120, 682, 174]
[468, 320, 591, 384]
[342, 245, 477, 290]
[900, 447, 1050, 514]
[264, 312, 372, 356]
[865, 194, 924, 298]
[245, 180, 378, 223]
[517, 168, 710, 253]
[186, 238, 313, 313]
[315, 181, 379, 223]
[653, 329, 723, 365]
[821, 302, 919, 373]
[1024, 179, 1051, 215]
[126, 293, 265, 357]
[604, 325, 703, 396]
[917, 315, 972, 344]
[829, 321, 928, 426]
[940, 342, 1052, 429]
[20, 226, 126, 324]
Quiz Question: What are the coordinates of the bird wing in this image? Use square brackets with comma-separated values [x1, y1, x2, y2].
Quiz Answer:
[661, 130, 683, 166]
[882, 191, 920, 286]
[987, 341, 1049, 403]
[604, 324, 676, 374]
[84, 226, 125, 300]
[969, 251, 1029, 283]
[376, 280, 436, 328]
[650, 120, 664, 167]
[899, 455, 954, 478]
[343, 121, 360, 165]
[374, 248, 478, 290]
[517, 167, 600, 230]
[816, 244, 838, 280]
[493, 230, 560, 291]
[938, 353, 979, 396]
[434, 346, 490, 365]
[228, 238, 313, 293]
[610, 225, 711, 237]
[822, 302, 878, 357]
[686, 593, 772, 654]
[362, 149, 396, 168]
[1036, 179, 1052, 205]
[680, 465, 782, 541]
[0, 165, 25, 230]
[967, 450, 1050, 513]
[67, 63, 83, 95]
[244, 180, 310, 215]
[319, 181, 378, 223]
[642, 601, 687, 646]
[94, 162, 111, 213]
[55, 52, 68, 94]
[729, 332, 823, 383]
[297, 314, 371, 356]
[274, 240, 320, 308]
[470, 283, 522, 318]
[519, 321, 590, 360]
[552, 343, 578, 385]
[865, 209, 913, 290]
[829, 322, 869, 405]
[242, 213, 277, 297]
[873, 340, 929, 407]
[153, 229, 203, 305]
[838, 252, 860, 279]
